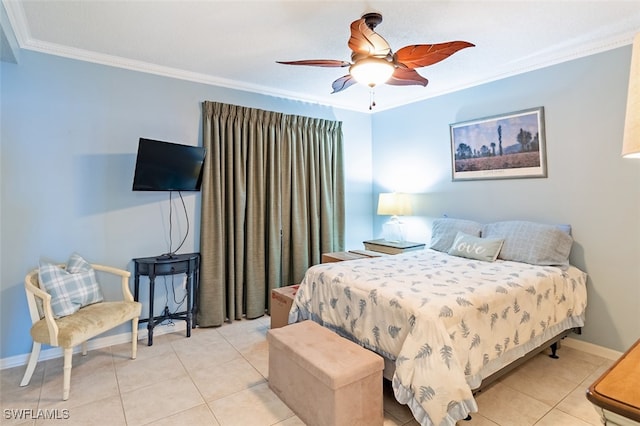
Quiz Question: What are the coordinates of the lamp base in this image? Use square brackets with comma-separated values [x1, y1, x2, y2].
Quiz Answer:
[382, 217, 406, 243]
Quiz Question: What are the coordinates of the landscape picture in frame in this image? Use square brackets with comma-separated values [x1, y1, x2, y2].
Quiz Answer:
[449, 107, 547, 181]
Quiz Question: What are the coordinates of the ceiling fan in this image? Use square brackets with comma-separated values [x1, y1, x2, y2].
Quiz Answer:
[277, 13, 474, 108]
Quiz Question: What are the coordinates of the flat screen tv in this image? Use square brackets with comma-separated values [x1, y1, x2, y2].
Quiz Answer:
[132, 138, 206, 191]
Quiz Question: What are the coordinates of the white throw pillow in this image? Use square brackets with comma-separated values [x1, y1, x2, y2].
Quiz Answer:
[448, 232, 504, 262]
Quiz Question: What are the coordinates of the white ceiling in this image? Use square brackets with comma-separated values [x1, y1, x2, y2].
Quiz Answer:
[4, 1, 640, 112]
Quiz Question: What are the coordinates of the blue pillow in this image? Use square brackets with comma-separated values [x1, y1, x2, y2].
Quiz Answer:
[38, 253, 104, 318]
[430, 218, 483, 252]
[482, 221, 573, 267]
[448, 232, 504, 262]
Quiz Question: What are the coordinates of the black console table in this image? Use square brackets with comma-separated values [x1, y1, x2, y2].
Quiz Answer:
[133, 252, 200, 346]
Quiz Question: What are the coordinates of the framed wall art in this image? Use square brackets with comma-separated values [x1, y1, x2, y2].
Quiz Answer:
[449, 107, 547, 181]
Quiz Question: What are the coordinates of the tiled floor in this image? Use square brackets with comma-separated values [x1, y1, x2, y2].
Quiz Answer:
[1, 316, 611, 426]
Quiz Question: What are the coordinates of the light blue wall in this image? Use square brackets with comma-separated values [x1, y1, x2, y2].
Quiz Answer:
[372, 46, 640, 352]
[2, 43, 638, 362]
[0, 50, 373, 360]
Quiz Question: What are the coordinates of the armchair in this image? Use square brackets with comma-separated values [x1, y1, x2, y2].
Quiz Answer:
[20, 263, 142, 400]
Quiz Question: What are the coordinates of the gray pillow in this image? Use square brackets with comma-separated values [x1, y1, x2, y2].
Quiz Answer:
[448, 232, 504, 262]
[482, 221, 573, 267]
[430, 218, 483, 252]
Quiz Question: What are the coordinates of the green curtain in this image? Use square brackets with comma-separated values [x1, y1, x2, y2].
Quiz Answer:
[198, 101, 345, 326]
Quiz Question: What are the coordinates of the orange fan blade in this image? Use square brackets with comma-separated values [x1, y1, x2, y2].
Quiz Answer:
[276, 59, 351, 67]
[331, 75, 357, 93]
[386, 68, 429, 87]
[394, 41, 475, 69]
[347, 18, 391, 58]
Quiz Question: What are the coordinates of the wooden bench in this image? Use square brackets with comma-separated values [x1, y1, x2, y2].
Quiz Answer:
[267, 320, 384, 426]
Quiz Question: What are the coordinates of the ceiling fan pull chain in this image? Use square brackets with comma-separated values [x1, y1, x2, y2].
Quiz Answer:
[369, 89, 376, 110]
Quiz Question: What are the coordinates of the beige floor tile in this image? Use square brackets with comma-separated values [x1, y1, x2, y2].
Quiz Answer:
[216, 317, 269, 339]
[190, 357, 266, 403]
[455, 413, 499, 425]
[178, 326, 226, 345]
[144, 403, 220, 426]
[558, 345, 611, 367]
[240, 339, 269, 378]
[112, 337, 175, 365]
[207, 382, 293, 426]
[474, 381, 552, 426]
[581, 360, 615, 386]
[1, 369, 40, 426]
[498, 362, 579, 406]
[36, 395, 125, 426]
[225, 318, 268, 332]
[0, 365, 43, 413]
[535, 408, 594, 426]
[115, 351, 187, 394]
[0, 401, 38, 426]
[515, 350, 603, 385]
[556, 384, 604, 425]
[384, 412, 421, 426]
[272, 415, 306, 426]
[38, 363, 119, 411]
[0, 415, 35, 426]
[173, 337, 241, 373]
[223, 329, 269, 354]
[140, 326, 192, 347]
[121, 376, 204, 426]
[41, 349, 114, 377]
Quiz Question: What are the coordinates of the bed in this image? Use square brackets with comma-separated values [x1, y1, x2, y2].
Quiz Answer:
[289, 219, 588, 426]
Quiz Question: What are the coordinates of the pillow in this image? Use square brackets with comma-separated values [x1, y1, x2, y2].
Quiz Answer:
[448, 232, 504, 262]
[482, 221, 573, 267]
[430, 218, 483, 252]
[38, 253, 104, 318]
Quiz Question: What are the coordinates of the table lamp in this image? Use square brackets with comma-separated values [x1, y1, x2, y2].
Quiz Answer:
[377, 192, 412, 242]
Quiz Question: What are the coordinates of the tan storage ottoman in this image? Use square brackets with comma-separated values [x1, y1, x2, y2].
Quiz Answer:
[267, 320, 384, 426]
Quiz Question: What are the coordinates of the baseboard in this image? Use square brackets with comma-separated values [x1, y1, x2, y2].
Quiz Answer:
[563, 337, 623, 361]
[0, 322, 188, 370]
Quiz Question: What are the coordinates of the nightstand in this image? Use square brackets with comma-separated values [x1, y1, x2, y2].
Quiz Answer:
[321, 250, 385, 263]
[362, 239, 426, 255]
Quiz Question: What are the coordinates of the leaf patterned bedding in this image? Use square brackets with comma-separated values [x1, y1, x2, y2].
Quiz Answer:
[289, 249, 587, 426]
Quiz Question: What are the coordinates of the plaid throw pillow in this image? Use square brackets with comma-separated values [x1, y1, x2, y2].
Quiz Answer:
[38, 253, 104, 318]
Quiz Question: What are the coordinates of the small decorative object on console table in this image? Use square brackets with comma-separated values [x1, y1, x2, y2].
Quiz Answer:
[586, 339, 640, 425]
[133, 252, 200, 346]
[363, 239, 425, 255]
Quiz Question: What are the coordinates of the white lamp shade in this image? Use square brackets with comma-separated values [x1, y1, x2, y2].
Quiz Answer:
[622, 32, 640, 158]
[350, 57, 394, 88]
[377, 193, 412, 216]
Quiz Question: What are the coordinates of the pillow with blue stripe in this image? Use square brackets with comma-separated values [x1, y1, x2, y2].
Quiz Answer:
[430, 218, 483, 252]
[482, 221, 573, 268]
[38, 253, 104, 318]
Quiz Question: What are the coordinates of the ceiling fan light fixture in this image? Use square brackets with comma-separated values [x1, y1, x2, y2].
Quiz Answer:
[349, 57, 394, 88]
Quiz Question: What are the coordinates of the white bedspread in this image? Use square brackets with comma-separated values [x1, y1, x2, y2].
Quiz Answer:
[289, 249, 587, 426]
